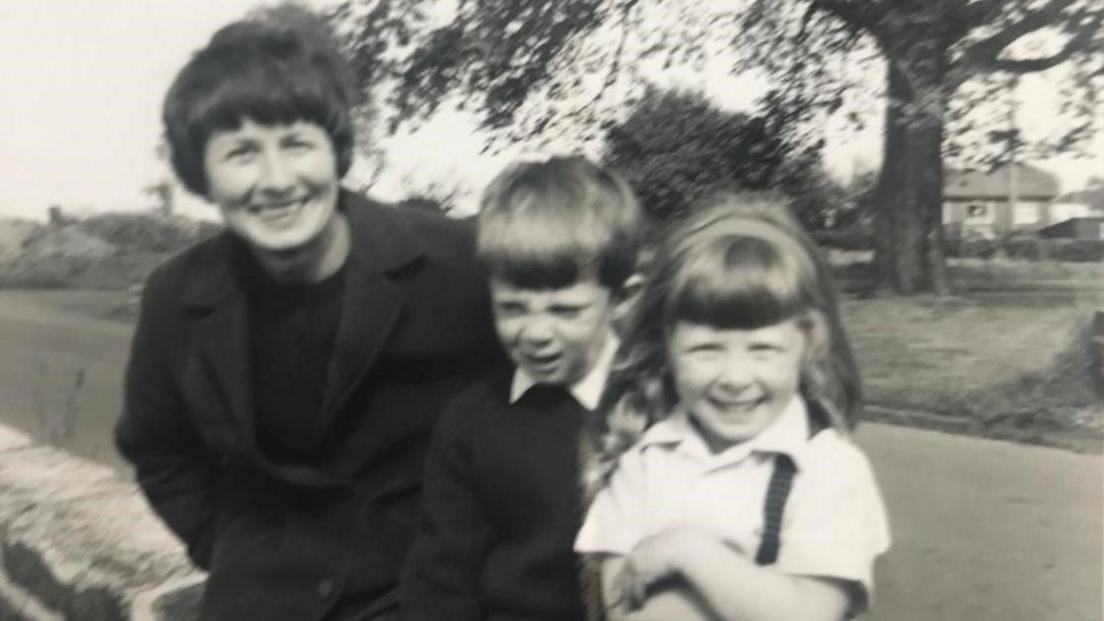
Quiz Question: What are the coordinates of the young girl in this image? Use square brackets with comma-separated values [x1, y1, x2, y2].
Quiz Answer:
[575, 192, 890, 620]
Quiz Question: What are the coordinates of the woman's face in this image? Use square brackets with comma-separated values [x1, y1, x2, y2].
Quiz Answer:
[203, 119, 341, 253]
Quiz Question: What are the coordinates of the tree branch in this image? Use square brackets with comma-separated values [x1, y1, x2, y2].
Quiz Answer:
[947, 0, 1099, 86]
[958, 0, 1077, 64]
[989, 15, 1102, 73]
[565, 0, 639, 120]
[952, 0, 1003, 28]
[805, 0, 888, 33]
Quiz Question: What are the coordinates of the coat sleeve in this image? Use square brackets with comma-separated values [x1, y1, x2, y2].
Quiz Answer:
[400, 392, 494, 621]
[114, 275, 220, 570]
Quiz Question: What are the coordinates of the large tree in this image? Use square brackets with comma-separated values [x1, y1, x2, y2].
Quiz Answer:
[330, 0, 1103, 293]
[749, 0, 1103, 293]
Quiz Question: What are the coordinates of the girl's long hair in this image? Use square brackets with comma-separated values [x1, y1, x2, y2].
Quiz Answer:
[583, 191, 862, 498]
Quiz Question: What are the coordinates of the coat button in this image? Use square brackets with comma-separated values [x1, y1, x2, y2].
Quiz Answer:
[317, 578, 335, 599]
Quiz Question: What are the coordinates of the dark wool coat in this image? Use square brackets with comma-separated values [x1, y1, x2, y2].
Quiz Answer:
[115, 191, 505, 621]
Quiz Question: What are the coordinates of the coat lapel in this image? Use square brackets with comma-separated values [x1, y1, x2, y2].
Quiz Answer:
[182, 235, 258, 452]
[318, 192, 424, 430]
[196, 291, 256, 448]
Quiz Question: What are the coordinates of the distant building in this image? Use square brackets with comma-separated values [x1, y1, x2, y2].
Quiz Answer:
[1050, 187, 1104, 224]
[943, 163, 1059, 239]
[1037, 217, 1104, 241]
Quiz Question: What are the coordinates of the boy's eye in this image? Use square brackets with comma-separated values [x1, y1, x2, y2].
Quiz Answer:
[550, 305, 585, 319]
[495, 302, 525, 316]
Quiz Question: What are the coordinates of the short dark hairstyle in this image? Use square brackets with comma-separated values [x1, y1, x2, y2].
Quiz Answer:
[162, 5, 356, 196]
[477, 156, 643, 291]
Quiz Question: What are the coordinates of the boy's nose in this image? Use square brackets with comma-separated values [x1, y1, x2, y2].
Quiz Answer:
[519, 317, 554, 345]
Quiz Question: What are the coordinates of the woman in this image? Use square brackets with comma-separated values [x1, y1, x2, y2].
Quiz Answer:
[114, 7, 503, 620]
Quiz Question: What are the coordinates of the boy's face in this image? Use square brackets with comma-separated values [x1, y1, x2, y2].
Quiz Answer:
[667, 319, 807, 453]
[489, 278, 615, 386]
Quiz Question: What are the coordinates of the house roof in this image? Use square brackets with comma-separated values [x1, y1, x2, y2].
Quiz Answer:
[944, 163, 1059, 200]
[1053, 186, 1104, 205]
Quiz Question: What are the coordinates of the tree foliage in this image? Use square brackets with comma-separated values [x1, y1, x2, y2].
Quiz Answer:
[328, 0, 1104, 293]
[603, 86, 844, 230]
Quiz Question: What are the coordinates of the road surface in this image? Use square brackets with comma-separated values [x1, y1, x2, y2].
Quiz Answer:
[0, 290, 1099, 620]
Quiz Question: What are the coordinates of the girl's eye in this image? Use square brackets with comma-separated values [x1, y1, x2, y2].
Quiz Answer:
[685, 343, 723, 356]
[750, 342, 784, 354]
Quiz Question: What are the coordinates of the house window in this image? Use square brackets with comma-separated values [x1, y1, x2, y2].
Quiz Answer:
[1013, 203, 1039, 225]
[965, 203, 993, 222]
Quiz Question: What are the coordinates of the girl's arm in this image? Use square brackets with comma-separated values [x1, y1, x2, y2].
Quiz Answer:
[611, 527, 852, 621]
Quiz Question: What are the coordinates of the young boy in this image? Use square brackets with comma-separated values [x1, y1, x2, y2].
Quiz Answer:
[399, 156, 644, 621]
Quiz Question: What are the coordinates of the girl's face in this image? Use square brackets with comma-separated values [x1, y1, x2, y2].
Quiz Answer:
[667, 318, 807, 453]
[204, 119, 341, 254]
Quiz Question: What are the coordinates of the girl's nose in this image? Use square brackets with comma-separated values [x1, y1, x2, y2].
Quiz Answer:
[715, 357, 754, 392]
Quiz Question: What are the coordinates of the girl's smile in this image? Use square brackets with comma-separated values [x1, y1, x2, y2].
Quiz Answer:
[667, 318, 808, 453]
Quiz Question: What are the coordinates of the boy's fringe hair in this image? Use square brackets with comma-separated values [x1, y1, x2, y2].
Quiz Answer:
[582, 191, 863, 501]
[477, 156, 643, 290]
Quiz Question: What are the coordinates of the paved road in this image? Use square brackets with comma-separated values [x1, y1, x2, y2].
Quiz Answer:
[0, 290, 1099, 620]
[856, 424, 1101, 620]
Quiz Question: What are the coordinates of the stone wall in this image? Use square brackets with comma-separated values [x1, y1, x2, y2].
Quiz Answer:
[0, 425, 203, 620]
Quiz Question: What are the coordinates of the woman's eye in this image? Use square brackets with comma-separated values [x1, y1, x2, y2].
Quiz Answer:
[225, 146, 255, 161]
[283, 137, 315, 152]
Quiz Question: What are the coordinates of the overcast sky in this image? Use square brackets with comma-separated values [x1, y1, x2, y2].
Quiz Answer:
[1, 0, 1099, 221]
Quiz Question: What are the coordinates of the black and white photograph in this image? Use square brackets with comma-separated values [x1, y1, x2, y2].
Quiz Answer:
[0, 1, 1100, 619]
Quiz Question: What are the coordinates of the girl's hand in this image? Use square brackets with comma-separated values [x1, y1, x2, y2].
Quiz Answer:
[612, 527, 721, 612]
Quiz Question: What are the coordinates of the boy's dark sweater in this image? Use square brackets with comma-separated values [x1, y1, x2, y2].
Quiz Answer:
[400, 367, 589, 621]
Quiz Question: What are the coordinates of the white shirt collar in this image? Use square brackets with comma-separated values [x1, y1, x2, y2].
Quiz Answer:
[638, 395, 811, 470]
[509, 333, 619, 411]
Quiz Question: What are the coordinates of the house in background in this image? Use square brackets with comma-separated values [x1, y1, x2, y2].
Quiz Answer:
[1050, 185, 1104, 221]
[942, 163, 1060, 239]
[1037, 216, 1104, 241]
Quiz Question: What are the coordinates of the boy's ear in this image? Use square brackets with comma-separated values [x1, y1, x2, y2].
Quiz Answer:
[612, 273, 644, 325]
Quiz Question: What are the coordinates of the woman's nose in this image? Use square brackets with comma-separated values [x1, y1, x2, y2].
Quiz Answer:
[257, 151, 295, 194]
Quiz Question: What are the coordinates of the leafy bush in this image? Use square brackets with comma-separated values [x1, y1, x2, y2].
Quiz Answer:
[79, 213, 219, 255]
[1047, 239, 1104, 262]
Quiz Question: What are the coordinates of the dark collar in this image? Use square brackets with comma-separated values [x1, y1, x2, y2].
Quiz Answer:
[181, 189, 425, 309]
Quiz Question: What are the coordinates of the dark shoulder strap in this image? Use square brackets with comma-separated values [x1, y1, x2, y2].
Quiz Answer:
[754, 453, 797, 565]
[756, 404, 830, 565]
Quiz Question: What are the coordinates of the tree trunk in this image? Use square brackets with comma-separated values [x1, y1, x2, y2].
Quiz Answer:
[872, 39, 952, 295]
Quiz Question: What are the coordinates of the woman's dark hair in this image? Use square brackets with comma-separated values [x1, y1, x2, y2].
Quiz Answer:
[162, 4, 357, 196]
